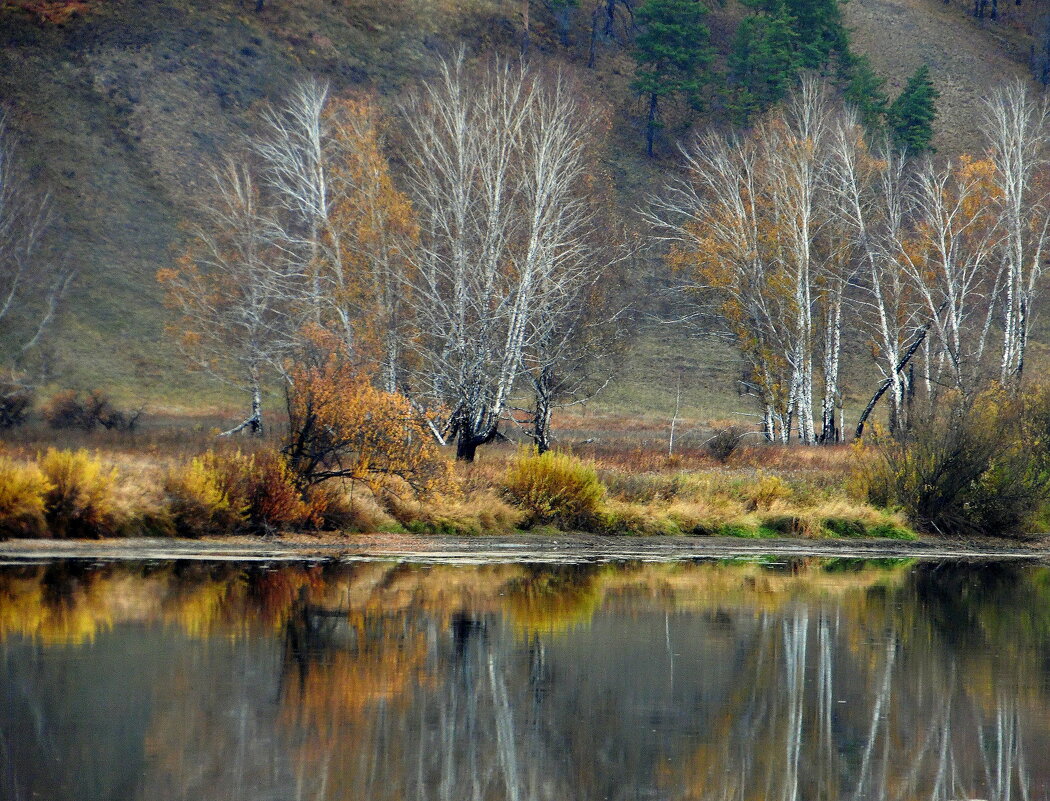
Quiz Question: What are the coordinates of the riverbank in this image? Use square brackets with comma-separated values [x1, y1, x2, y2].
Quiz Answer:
[0, 427, 918, 542]
[1, 532, 1047, 564]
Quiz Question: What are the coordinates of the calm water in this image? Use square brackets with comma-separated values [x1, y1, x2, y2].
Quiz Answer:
[1, 557, 1049, 801]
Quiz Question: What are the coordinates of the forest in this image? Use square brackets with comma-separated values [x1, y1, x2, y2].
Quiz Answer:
[2, 0, 1050, 542]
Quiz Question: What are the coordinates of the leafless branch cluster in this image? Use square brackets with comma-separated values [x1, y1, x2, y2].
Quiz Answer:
[650, 76, 1050, 443]
[165, 59, 626, 455]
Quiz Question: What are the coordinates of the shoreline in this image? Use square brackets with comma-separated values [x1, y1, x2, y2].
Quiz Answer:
[1, 533, 1048, 565]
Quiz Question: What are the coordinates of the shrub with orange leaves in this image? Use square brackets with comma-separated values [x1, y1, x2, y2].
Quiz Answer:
[4, 1, 96, 25]
[284, 330, 450, 497]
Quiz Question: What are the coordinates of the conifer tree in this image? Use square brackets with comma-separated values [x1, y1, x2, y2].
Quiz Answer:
[778, 0, 849, 68]
[632, 0, 714, 156]
[727, 2, 799, 124]
[843, 54, 888, 129]
[888, 65, 940, 153]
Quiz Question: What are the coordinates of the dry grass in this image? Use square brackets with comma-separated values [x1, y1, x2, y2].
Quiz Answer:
[0, 415, 910, 540]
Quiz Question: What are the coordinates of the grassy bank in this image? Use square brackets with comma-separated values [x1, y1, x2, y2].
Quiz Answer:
[0, 420, 912, 541]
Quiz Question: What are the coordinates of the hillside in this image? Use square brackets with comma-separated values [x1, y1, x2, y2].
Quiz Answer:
[0, 0, 1041, 423]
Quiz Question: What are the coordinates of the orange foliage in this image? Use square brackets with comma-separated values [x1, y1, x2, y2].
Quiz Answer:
[3, 0, 96, 24]
[323, 95, 419, 371]
[284, 328, 450, 495]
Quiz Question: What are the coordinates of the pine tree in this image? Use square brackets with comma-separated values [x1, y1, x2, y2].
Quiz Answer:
[887, 65, 940, 153]
[632, 0, 715, 157]
[767, 0, 849, 68]
[727, 2, 799, 124]
[842, 53, 889, 129]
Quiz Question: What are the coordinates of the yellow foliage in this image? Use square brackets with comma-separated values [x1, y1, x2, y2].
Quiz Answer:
[742, 472, 792, 511]
[0, 456, 51, 539]
[503, 449, 605, 530]
[39, 449, 119, 538]
[164, 454, 244, 537]
[165, 449, 321, 536]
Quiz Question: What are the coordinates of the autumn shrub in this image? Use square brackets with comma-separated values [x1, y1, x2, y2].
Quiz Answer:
[0, 385, 32, 430]
[741, 473, 793, 511]
[164, 454, 242, 537]
[39, 449, 120, 538]
[284, 331, 450, 497]
[0, 457, 51, 538]
[165, 450, 318, 537]
[855, 388, 1050, 537]
[42, 389, 143, 432]
[503, 449, 605, 531]
[705, 426, 744, 463]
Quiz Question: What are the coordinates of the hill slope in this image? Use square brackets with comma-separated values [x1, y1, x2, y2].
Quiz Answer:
[0, 0, 1039, 419]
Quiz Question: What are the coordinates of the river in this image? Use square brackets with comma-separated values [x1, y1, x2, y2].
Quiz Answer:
[1, 557, 1047, 800]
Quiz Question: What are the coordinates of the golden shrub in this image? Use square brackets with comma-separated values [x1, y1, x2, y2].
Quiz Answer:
[285, 330, 451, 496]
[503, 449, 605, 531]
[0, 457, 52, 539]
[39, 449, 119, 538]
[164, 454, 243, 537]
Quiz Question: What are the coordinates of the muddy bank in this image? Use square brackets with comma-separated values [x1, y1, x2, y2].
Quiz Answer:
[1, 533, 1048, 564]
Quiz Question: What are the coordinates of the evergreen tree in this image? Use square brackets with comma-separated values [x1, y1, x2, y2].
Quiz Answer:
[632, 0, 715, 157]
[746, 0, 849, 68]
[727, 2, 799, 124]
[887, 65, 940, 153]
[842, 53, 889, 129]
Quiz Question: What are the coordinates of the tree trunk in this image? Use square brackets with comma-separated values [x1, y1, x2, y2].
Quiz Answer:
[529, 371, 555, 454]
[646, 93, 658, 158]
[220, 380, 264, 437]
[588, 4, 601, 68]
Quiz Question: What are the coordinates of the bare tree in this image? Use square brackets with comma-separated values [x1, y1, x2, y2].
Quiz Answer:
[647, 127, 795, 442]
[0, 111, 74, 400]
[401, 54, 607, 460]
[252, 79, 348, 340]
[648, 76, 839, 445]
[159, 160, 300, 435]
[981, 80, 1050, 390]
[828, 120, 925, 437]
[899, 156, 1002, 399]
[518, 274, 628, 453]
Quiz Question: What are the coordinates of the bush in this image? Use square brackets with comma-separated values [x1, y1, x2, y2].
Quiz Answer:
[0, 457, 51, 538]
[742, 473, 792, 511]
[0, 385, 33, 430]
[39, 449, 120, 538]
[503, 449, 605, 531]
[164, 455, 242, 537]
[165, 450, 320, 537]
[856, 388, 1050, 538]
[284, 330, 450, 495]
[42, 389, 143, 432]
[705, 426, 744, 463]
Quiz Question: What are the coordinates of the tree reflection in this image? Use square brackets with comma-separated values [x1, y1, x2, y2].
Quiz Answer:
[0, 559, 1048, 801]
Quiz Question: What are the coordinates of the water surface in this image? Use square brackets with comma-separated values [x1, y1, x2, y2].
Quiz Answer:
[1, 558, 1048, 801]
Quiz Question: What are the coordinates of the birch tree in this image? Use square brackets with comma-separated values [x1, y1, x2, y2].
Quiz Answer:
[518, 274, 628, 453]
[0, 112, 74, 400]
[253, 79, 329, 316]
[829, 121, 924, 437]
[981, 80, 1050, 389]
[650, 76, 838, 444]
[158, 160, 299, 435]
[401, 54, 606, 461]
[899, 156, 1002, 399]
[649, 129, 795, 442]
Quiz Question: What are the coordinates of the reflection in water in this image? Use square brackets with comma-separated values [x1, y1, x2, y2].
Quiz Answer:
[0, 559, 1048, 801]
